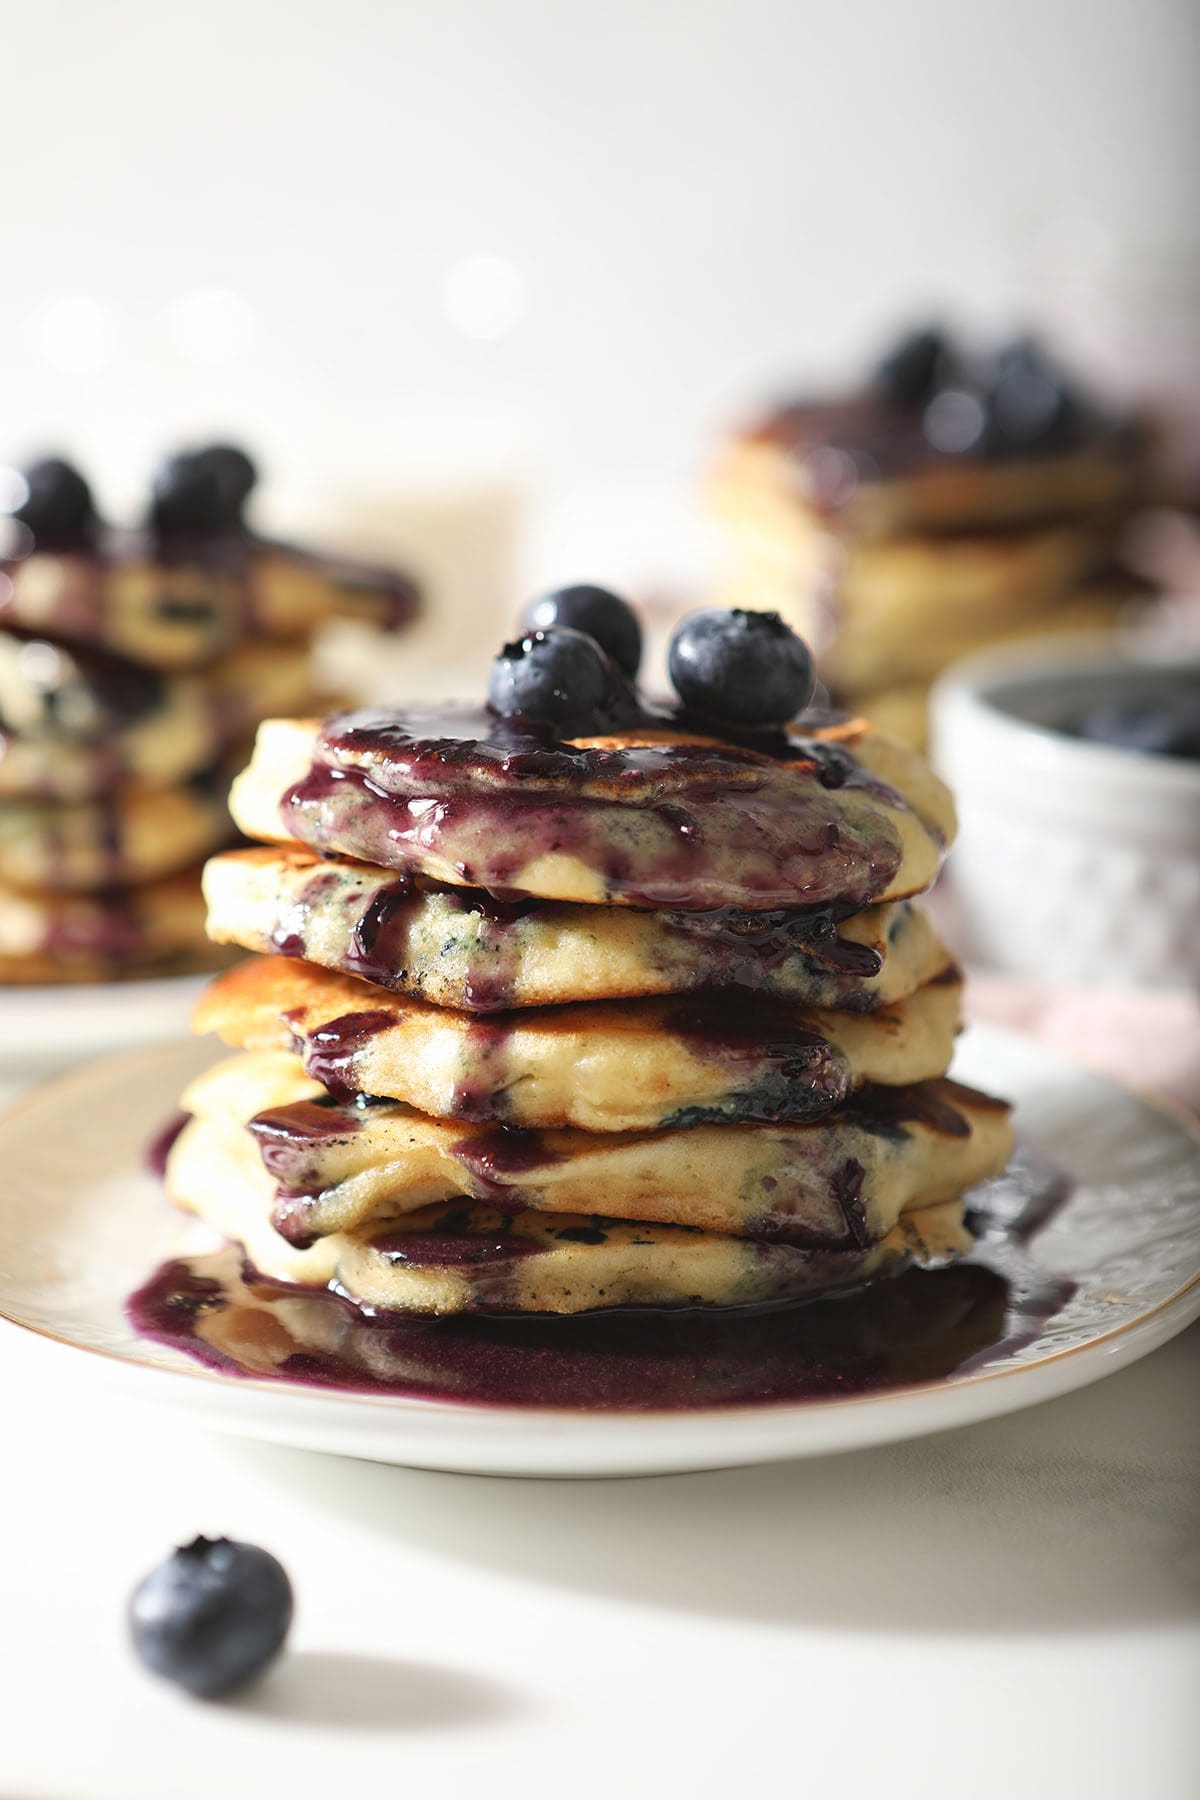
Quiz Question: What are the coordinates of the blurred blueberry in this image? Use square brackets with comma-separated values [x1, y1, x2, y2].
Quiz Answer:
[128, 1536, 293, 1699]
[9, 456, 97, 551]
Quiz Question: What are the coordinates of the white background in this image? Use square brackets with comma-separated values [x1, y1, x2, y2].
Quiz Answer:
[2, 0, 1198, 513]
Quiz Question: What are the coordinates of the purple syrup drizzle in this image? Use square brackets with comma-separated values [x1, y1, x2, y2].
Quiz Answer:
[128, 1147, 1076, 1411]
[274, 699, 912, 915]
[143, 1111, 188, 1179]
[298, 1009, 395, 1100]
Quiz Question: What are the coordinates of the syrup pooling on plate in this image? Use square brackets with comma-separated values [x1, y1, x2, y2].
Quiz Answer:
[125, 1149, 1074, 1408]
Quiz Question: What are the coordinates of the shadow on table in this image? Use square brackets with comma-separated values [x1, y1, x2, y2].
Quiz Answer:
[232, 1324, 1200, 1639]
[232, 1651, 518, 1733]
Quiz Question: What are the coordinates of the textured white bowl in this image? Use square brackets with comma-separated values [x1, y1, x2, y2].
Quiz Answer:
[931, 636, 1200, 989]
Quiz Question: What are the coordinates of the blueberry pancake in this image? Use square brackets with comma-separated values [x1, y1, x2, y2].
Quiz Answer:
[0, 545, 417, 672]
[202, 846, 952, 1012]
[711, 330, 1149, 750]
[0, 773, 232, 892]
[0, 447, 419, 987]
[0, 632, 315, 801]
[0, 868, 217, 983]
[145, 593, 1015, 1342]
[173, 1048, 1011, 1248]
[229, 705, 954, 912]
[195, 956, 962, 1130]
[166, 1108, 973, 1315]
[714, 332, 1140, 544]
[2, 445, 418, 678]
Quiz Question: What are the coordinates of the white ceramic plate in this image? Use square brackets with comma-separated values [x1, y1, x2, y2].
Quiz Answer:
[0, 972, 208, 1071]
[0, 1025, 1197, 1478]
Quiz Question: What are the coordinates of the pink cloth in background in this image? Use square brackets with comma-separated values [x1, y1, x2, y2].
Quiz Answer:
[964, 975, 1200, 1117]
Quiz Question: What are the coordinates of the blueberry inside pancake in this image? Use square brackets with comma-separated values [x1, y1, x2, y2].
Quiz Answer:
[194, 956, 963, 1130]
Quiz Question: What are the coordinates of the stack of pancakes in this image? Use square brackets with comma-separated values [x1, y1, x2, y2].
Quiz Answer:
[0, 454, 417, 983]
[165, 677, 1014, 1317]
[711, 330, 1149, 746]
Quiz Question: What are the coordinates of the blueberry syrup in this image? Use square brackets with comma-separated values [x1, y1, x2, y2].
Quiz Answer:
[451, 1126, 559, 1207]
[127, 1150, 1075, 1409]
[754, 383, 1133, 513]
[276, 703, 914, 915]
[1, 532, 418, 653]
[144, 1111, 189, 1179]
[297, 1009, 395, 1100]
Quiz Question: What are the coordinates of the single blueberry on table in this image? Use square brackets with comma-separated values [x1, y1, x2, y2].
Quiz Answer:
[9, 456, 97, 551]
[487, 625, 634, 727]
[128, 1536, 293, 1698]
[667, 608, 815, 728]
[519, 584, 642, 677]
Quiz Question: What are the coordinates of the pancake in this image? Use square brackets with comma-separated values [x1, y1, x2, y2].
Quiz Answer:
[0, 543, 418, 671]
[823, 576, 1147, 697]
[0, 774, 231, 891]
[0, 867, 220, 982]
[0, 633, 317, 801]
[202, 846, 953, 1012]
[228, 706, 955, 911]
[176, 1049, 1012, 1249]
[195, 956, 962, 1131]
[715, 402, 1139, 542]
[166, 1111, 973, 1315]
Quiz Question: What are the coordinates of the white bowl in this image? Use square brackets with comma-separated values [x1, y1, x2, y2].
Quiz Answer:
[930, 636, 1200, 989]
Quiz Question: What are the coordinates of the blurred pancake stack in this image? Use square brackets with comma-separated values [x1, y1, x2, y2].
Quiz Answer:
[711, 328, 1152, 746]
[162, 592, 1013, 1319]
[0, 449, 418, 984]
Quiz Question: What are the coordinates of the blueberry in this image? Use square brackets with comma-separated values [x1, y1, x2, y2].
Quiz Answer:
[149, 452, 226, 540]
[873, 327, 954, 406]
[149, 443, 256, 540]
[519, 585, 642, 677]
[1076, 698, 1200, 761]
[668, 609, 815, 727]
[9, 456, 97, 551]
[128, 1536, 293, 1698]
[487, 626, 634, 727]
[198, 443, 258, 523]
[986, 336, 1076, 449]
[923, 387, 988, 456]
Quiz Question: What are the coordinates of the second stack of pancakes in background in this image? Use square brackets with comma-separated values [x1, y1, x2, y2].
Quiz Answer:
[711, 327, 1150, 746]
[164, 589, 1013, 1320]
[0, 448, 417, 983]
